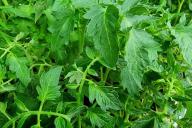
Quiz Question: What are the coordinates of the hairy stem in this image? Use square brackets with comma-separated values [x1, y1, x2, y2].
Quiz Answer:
[77, 58, 98, 128]
[78, 58, 98, 105]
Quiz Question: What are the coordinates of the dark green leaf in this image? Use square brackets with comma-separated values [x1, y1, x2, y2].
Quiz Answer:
[17, 114, 30, 128]
[46, 0, 74, 63]
[6, 54, 31, 86]
[14, 98, 29, 112]
[121, 29, 160, 94]
[87, 108, 114, 128]
[88, 81, 121, 110]
[84, 5, 119, 68]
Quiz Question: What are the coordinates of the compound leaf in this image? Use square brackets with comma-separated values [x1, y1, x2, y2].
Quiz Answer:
[36, 67, 62, 101]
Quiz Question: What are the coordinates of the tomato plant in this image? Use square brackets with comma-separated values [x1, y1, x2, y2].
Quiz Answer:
[1, 0, 192, 127]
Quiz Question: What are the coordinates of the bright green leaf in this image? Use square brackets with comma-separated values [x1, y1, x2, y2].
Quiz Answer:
[54, 117, 66, 128]
[66, 83, 79, 89]
[65, 70, 83, 84]
[54, 117, 72, 128]
[36, 67, 62, 101]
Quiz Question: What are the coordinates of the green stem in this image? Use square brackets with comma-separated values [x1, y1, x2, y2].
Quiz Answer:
[174, 0, 184, 24]
[78, 11, 85, 54]
[100, 67, 104, 81]
[0, 79, 13, 87]
[78, 117, 81, 128]
[162, 78, 175, 114]
[3, 111, 70, 128]
[2, 0, 9, 6]
[29, 63, 51, 70]
[37, 100, 45, 128]
[103, 68, 111, 83]
[77, 58, 98, 128]
[178, 0, 184, 13]
[2, 112, 11, 120]
[78, 58, 98, 105]
[0, 44, 15, 59]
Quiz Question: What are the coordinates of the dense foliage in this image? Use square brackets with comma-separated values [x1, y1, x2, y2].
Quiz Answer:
[1, 0, 192, 127]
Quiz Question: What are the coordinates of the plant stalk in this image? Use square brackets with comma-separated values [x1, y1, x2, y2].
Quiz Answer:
[103, 68, 111, 83]
[174, 0, 185, 24]
[77, 58, 98, 128]
[37, 100, 45, 128]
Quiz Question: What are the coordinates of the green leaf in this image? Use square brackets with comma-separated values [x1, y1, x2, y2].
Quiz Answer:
[179, 13, 186, 25]
[0, 102, 7, 114]
[46, 0, 74, 63]
[6, 54, 31, 86]
[14, 98, 29, 112]
[54, 117, 66, 128]
[65, 70, 83, 84]
[87, 108, 114, 128]
[84, 5, 119, 68]
[132, 117, 154, 128]
[88, 81, 121, 110]
[189, 0, 192, 11]
[30, 124, 39, 128]
[67, 105, 86, 118]
[3, 5, 34, 18]
[36, 67, 62, 101]
[87, 69, 98, 76]
[17, 114, 30, 128]
[66, 83, 79, 89]
[121, 0, 140, 14]
[121, 29, 160, 94]
[173, 25, 192, 65]
[72, 0, 97, 8]
[120, 15, 153, 30]
[86, 47, 99, 60]
[54, 117, 72, 128]
[0, 65, 5, 82]
[0, 84, 16, 93]
[185, 101, 192, 118]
